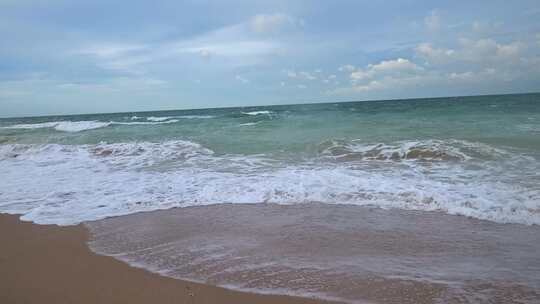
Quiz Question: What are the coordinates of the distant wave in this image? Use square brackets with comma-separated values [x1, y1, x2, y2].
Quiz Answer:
[517, 124, 540, 133]
[238, 122, 262, 127]
[3, 121, 112, 132]
[177, 115, 215, 119]
[131, 115, 215, 121]
[3, 119, 179, 132]
[146, 116, 172, 122]
[115, 120, 180, 126]
[241, 110, 274, 116]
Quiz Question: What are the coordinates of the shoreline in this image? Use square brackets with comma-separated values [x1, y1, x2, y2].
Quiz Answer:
[3, 203, 540, 304]
[0, 213, 330, 304]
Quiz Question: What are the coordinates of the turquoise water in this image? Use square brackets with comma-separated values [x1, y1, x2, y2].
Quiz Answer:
[1, 93, 539, 225]
[2, 93, 540, 152]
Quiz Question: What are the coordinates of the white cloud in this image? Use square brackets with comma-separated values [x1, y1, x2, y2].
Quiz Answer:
[299, 71, 317, 80]
[415, 43, 456, 64]
[297, 84, 307, 89]
[350, 58, 422, 84]
[198, 49, 212, 58]
[284, 69, 316, 80]
[448, 71, 475, 81]
[424, 10, 441, 31]
[76, 44, 151, 75]
[235, 75, 249, 84]
[338, 64, 356, 72]
[250, 13, 298, 34]
[284, 69, 297, 78]
[369, 58, 421, 73]
[471, 20, 502, 34]
[416, 38, 525, 66]
[178, 40, 279, 58]
[81, 21, 285, 77]
[77, 44, 148, 58]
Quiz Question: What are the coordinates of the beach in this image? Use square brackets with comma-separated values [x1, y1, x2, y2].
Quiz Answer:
[0, 213, 328, 304]
[3, 204, 540, 303]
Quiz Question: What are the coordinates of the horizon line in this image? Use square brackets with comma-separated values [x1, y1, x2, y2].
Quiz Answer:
[1, 91, 538, 120]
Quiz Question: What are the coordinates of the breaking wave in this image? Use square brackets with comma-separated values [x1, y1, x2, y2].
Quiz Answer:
[3, 119, 180, 132]
[0, 139, 538, 226]
[130, 115, 215, 121]
[242, 110, 274, 116]
[3, 121, 112, 132]
[318, 139, 509, 162]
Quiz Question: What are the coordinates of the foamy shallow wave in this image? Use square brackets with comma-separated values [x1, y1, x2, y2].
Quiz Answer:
[3, 119, 179, 132]
[0, 139, 538, 226]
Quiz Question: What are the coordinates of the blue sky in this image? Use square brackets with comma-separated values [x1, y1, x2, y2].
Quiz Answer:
[1, 1, 540, 117]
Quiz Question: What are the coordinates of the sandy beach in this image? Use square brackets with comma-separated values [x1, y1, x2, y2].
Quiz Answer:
[0, 213, 328, 304]
[2, 203, 540, 304]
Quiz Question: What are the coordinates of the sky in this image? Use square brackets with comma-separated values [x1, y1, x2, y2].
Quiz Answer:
[1, 1, 540, 117]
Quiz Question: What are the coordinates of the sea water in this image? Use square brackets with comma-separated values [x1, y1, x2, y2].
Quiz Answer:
[1, 93, 539, 225]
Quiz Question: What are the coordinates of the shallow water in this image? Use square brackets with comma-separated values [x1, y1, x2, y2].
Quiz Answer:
[87, 204, 540, 303]
[1, 93, 539, 225]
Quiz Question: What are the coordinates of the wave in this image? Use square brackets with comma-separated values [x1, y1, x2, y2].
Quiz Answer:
[0, 140, 538, 226]
[115, 120, 180, 126]
[518, 124, 540, 133]
[317, 139, 511, 162]
[146, 116, 172, 122]
[3, 119, 180, 132]
[239, 122, 261, 127]
[176, 115, 215, 119]
[132, 115, 215, 122]
[242, 110, 274, 116]
[4, 121, 112, 132]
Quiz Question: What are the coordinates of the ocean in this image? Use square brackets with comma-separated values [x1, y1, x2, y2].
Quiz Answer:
[1, 93, 539, 225]
[1, 93, 540, 302]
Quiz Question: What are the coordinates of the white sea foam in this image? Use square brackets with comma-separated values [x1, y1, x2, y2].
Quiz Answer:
[115, 120, 180, 125]
[4, 121, 111, 132]
[239, 122, 261, 126]
[0, 140, 538, 226]
[242, 110, 273, 116]
[146, 115, 214, 121]
[176, 115, 214, 119]
[146, 116, 173, 122]
[318, 139, 510, 161]
[3, 119, 179, 132]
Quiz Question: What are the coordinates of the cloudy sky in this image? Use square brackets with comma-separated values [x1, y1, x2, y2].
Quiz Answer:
[1, 0, 540, 117]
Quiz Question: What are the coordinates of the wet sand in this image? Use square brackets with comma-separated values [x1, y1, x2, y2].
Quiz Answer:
[3, 203, 540, 304]
[87, 204, 540, 304]
[0, 213, 328, 304]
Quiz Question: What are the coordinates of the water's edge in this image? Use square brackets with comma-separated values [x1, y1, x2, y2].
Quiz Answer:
[85, 203, 540, 304]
